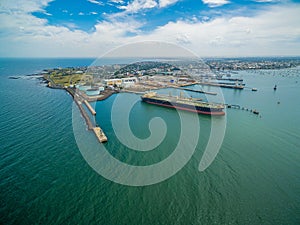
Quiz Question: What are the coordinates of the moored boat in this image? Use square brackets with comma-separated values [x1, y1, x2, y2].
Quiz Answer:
[141, 92, 225, 116]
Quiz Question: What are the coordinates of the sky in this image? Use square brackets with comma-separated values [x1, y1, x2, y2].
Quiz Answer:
[0, 0, 300, 57]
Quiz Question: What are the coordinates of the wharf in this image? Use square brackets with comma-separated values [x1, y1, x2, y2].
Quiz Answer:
[216, 82, 245, 86]
[122, 89, 146, 94]
[76, 100, 94, 130]
[198, 82, 244, 89]
[177, 87, 217, 95]
[83, 100, 96, 115]
[216, 78, 243, 81]
[179, 82, 199, 87]
[66, 87, 108, 143]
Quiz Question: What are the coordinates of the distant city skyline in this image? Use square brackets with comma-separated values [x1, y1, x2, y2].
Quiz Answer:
[0, 0, 300, 57]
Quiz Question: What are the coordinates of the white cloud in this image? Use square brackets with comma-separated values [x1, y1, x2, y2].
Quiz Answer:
[116, 0, 179, 12]
[78, 12, 85, 16]
[0, 0, 143, 57]
[0, 0, 53, 13]
[142, 4, 300, 56]
[202, 0, 230, 7]
[118, 0, 158, 13]
[87, 0, 104, 6]
[0, 1, 299, 57]
[109, 0, 125, 3]
[38, 9, 52, 16]
[159, 0, 179, 8]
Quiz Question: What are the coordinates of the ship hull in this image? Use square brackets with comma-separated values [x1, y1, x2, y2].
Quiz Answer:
[141, 97, 225, 116]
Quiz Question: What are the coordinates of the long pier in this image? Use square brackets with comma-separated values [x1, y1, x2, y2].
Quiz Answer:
[66, 88, 107, 143]
[226, 103, 260, 115]
[83, 100, 96, 115]
[177, 87, 217, 95]
[216, 78, 243, 81]
[197, 82, 244, 89]
[75, 100, 93, 130]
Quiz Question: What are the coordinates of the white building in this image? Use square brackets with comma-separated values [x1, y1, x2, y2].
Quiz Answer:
[121, 77, 138, 87]
[104, 77, 138, 88]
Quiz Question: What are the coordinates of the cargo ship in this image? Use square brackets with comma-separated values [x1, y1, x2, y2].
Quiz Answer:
[141, 92, 225, 116]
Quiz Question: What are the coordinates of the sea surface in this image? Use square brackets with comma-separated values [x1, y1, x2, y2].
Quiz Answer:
[0, 58, 299, 224]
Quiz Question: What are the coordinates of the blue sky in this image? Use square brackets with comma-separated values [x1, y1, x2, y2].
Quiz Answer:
[32, 0, 281, 33]
[0, 0, 300, 57]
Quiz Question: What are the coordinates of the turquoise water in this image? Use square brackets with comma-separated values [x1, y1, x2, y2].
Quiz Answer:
[0, 58, 299, 224]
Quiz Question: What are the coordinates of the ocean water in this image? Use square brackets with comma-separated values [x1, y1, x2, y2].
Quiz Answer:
[0, 58, 299, 224]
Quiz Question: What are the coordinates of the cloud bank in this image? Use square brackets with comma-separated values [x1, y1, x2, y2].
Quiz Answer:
[0, 0, 299, 57]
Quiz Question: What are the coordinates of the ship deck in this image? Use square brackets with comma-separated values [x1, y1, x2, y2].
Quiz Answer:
[143, 94, 224, 109]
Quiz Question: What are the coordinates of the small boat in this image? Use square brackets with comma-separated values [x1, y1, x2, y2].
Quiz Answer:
[253, 110, 259, 115]
[273, 85, 277, 90]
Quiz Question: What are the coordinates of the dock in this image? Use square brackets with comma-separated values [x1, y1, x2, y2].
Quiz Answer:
[122, 89, 146, 94]
[178, 82, 199, 87]
[177, 87, 217, 95]
[197, 82, 244, 89]
[66, 87, 108, 143]
[226, 103, 260, 115]
[76, 100, 93, 130]
[83, 100, 96, 115]
[216, 78, 243, 81]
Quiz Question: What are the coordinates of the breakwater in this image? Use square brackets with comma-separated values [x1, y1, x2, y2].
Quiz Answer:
[66, 88, 107, 143]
